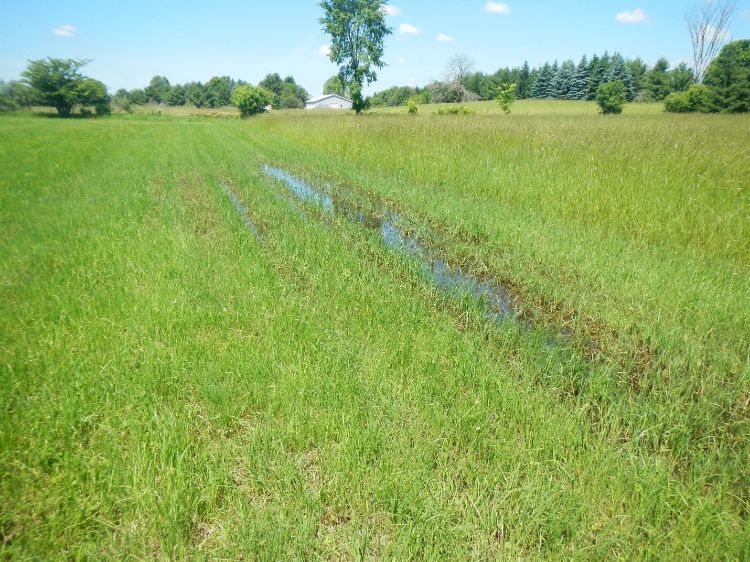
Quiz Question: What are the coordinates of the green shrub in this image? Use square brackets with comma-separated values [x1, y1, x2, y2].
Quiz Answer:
[596, 80, 626, 114]
[231, 85, 272, 117]
[663, 91, 692, 113]
[433, 105, 476, 115]
[495, 82, 517, 115]
[406, 98, 418, 114]
[95, 101, 112, 116]
[664, 84, 715, 113]
[663, 41, 749, 114]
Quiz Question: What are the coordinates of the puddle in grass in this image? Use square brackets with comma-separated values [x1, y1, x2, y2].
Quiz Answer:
[221, 182, 264, 241]
[263, 166, 333, 213]
[379, 216, 518, 323]
[263, 164, 523, 327]
[261, 165, 605, 356]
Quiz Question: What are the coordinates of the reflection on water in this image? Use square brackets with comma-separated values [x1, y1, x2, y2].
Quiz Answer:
[263, 165, 333, 213]
[221, 182, 264, 241]
[262, 164, 523, 326]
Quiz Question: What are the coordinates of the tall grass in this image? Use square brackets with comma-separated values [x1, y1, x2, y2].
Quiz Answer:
[1, 105, 748, 559]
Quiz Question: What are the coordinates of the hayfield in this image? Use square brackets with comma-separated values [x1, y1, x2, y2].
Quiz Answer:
[1, 103, 748, 559]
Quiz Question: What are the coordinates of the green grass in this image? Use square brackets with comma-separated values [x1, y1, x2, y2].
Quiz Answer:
[374, 98, 666, 115]
[1, 103, 748, 559]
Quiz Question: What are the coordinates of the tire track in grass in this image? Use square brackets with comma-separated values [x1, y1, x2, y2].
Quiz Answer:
[219, 178, 265, 242]
[262, 164, 585, 353]
[257, 162, 750, 516]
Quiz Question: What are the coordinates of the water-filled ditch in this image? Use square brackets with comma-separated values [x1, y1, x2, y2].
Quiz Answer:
[221, 181, 264, 241]
[263, 164, 526, 327]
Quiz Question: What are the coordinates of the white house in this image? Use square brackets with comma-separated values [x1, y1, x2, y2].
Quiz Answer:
[305, 94, 353, 110]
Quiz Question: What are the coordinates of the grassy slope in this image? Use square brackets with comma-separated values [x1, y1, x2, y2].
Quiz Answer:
[0, 108, 748, 559]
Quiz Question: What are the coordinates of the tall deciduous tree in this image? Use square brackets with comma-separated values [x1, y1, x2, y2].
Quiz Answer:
[204, 76, 234, 108]
[319, 0, 391, 113]
[259, 73, 284, 108]
[21, 58, 110, 116]
[145, 76, 171, 103]
[280, 76, 309, 109]
[445, 53, 475, 84]
[323, 75, 347, 96]
[22, 58, 88, 116]
[686, 0, 737, 83]
[76, 78, 111, 115]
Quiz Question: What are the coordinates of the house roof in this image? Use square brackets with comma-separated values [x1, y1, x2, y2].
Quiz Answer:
[306, 94, 352, 104]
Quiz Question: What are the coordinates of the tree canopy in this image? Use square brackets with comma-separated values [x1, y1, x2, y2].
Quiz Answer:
[231, 84, 272, 117]
[703, 39, 750, 112]
[21, 58, 110, 116]
[323, 75, 348, 97]
[260, 73, 310, 109]
[319, 0, 391, 113]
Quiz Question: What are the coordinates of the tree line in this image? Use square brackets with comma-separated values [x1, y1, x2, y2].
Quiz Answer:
[2, 39, 746, 116]
[0, 59, 111, 115]
[368, 52, 697, 108]
[112, 73, 309, 111]
[0, 60, 309, 115]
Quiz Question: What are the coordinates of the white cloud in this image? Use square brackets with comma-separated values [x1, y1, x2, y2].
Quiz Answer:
[317, 45, 331, 56]
[396, 57, 407, 65]
[483, 2, 510, 14]
[742, 10, 750, 22]
[616, 8, 647, 24]
[382, 5, 402, 16]
[436, 33, 455, 42]
[52, 24, 76, 37]
[398, 23, 420, 35]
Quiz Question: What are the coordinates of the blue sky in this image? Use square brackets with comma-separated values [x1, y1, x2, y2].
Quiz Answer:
[1, 1, 749, 96]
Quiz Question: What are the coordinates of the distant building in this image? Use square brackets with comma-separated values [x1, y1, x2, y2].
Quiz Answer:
[305, 94, 352, 110]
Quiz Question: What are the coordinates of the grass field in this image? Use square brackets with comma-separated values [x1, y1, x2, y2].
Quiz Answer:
[1, 102, 748, 559]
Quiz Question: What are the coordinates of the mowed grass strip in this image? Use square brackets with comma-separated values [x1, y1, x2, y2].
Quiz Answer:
[0, 113, 748, 559]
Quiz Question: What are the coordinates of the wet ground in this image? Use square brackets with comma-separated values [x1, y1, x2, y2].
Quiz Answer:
[263, 165, 522, 323]
[261, 165, 597, 355]
[221, 181, 264, 241]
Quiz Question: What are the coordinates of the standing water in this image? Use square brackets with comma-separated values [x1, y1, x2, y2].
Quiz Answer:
[221, 181, 264, 241]
[262, 165, 521, 325]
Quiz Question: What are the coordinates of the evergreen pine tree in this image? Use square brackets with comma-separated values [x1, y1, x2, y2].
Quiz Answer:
[626, 57, 647, 97]
[545, 61, 559, 98]
[643, 58, 671, 101]
[532, 63, 553, 98]
[604, 52, 635, 101]
[552, 60, 576, 99]
[518, 61, 531, 99]
[527, 68, 539, 98]
[586, 54, 605, 100]
[571, 55, 589, 100]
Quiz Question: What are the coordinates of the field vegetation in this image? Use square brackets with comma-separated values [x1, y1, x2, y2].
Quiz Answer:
[1, 102, 749, 558]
